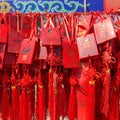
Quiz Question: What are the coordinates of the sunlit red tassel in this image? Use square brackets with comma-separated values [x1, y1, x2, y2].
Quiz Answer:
[68, 75, 77, 120]
[100, 68, 110, 118]
[57, 72, 67, 119]
[37, 71, 44, 120]
[50, 70, 59, 120]
[48, 67, 54, 118]
[11, 85, 18, 120]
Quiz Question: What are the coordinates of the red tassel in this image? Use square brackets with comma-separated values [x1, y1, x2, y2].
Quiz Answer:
[68, 75, 77, 120]
[31, 83, 35, 117]
[19, 88, 27, 120]
[48, 67, 54, 118]
[37, 71, 44, 120]
[108, 60, 120, 120]
[109, 76, 119, 120]
[57, 72, 67, 119]
[100, 68, 110, 117]
[11, 85, 18, 120]
[10, 67, 20, 120]
[26, 73, 33, 120]
[2, 72, 9, 120]
[19, 73, 27, 120]
[63, 70, 70, 113]
[48, 67, 59, 120]
[19, 71, 33, 120]
[51, 70, 59, 120]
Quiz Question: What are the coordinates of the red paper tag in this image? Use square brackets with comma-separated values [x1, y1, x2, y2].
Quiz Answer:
[41, 27, 61, 46]
[94, 17, 116, 44]
[17, 38, 37, 64]
[8, 29, 23, 53]
[77, 33, 99, 59]
[62, 41, 80, 68]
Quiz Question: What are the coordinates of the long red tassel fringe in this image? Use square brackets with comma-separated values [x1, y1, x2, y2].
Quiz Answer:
[37, 71, 44, 120]
[68, 76, 77, 120]
[2, 72, 9, 120]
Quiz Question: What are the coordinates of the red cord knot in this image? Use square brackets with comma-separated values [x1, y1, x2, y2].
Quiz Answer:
[102, 51, 116, 64]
